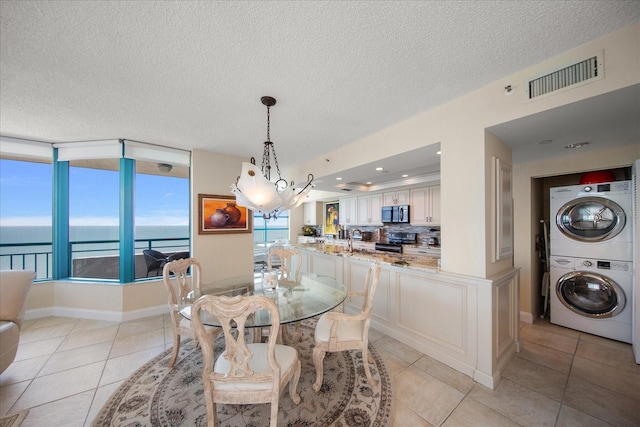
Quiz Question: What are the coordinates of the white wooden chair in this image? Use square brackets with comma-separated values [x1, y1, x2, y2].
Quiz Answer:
[312, 262, 381, 391]
[191, 294, 301, 427]
[267, 246, 302, 281]
[162, 257, 218, 368]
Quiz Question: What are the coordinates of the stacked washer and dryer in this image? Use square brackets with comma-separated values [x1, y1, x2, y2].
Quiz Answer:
[549, 179, 634, 343]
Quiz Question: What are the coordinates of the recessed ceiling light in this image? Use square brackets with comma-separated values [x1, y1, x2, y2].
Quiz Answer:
[375, 167, 384, 171]
[336, 177, 342, 180]
[436, 151, 441, 155]
[366, 181, 372, 185]
[538, 139, 553, 145]
[402, 174, 408, 178]
[564, 142, 590, 149]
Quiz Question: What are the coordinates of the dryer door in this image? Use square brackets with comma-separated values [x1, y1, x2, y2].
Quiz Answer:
[556, 271, 626, 318]
[555, 197, 626, 242]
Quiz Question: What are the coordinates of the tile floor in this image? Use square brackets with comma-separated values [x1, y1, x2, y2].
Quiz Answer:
[1, 314, 639, 426]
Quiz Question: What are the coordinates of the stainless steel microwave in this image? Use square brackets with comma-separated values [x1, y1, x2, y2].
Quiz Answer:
[381, 205, 410, 223]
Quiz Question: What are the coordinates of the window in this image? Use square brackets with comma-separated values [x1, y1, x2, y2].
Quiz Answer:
[253, 211, 289, 243]
[0, 157, 53, 279]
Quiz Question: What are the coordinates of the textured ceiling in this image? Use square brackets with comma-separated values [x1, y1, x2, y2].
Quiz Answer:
[1, 1, 639, 188]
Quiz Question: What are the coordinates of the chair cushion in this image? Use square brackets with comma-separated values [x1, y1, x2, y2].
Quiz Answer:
[315, 312, 365, 343]
[213, 343, 298, 391]
[0, 320, 20, 374]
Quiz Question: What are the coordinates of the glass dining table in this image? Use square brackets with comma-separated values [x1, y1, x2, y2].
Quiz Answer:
[180, 271, 348, 329]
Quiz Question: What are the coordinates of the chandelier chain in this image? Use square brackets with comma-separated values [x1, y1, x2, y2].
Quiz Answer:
[262, 104, 283, 182]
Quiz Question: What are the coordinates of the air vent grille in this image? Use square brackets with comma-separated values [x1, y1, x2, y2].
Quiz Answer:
[526, 54, 603, 101]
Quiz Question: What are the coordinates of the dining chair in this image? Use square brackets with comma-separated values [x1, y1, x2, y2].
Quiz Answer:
[267, 246, 302, 280]
[312, 262, 381, 391]
[163, 257, 219, 368]
[191, 294, 301, 427]
[143, 249, 168, 277]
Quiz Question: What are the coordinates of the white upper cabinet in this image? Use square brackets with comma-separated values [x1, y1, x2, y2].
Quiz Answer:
[357, 193, 383, 226]
[410, 185, 441, 225]
[339, 197, 358, 225]
[383, 189, 409, 206]
[303, 201, 324, 225]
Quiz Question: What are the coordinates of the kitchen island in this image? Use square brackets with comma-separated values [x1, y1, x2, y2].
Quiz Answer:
[291, 241, 520, 390]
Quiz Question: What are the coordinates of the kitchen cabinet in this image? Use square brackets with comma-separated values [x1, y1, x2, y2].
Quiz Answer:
[303, 201, 324, 225]
[410, 185, 441, 225]
[339, 197, 358, 225]
[357, 193, 383, 225]
[383, 190, 409, 206]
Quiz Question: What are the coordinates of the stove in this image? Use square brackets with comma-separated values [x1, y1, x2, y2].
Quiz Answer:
[374, 232, 417, 253]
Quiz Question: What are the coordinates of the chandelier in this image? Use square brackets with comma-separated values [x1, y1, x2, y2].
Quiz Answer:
[231, 96, 314, 220]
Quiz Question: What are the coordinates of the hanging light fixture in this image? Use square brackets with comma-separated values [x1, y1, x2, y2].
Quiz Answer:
[231, 96, 314, 219]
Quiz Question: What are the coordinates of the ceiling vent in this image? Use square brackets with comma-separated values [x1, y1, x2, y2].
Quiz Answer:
[525, 52, 603, 102]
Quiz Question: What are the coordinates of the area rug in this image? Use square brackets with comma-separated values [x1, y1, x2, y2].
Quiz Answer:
[92, 319, 393, 426]
[0, 410, 28, 427]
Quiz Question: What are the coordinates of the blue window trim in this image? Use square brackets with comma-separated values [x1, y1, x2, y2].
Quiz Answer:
[119, 157, 135, 282]
[52, 148, 70, 280]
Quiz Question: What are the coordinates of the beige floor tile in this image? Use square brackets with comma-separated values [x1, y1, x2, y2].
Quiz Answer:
[570, 356, 640, 400]
[575, 339, 640, 374]
[19, 322, 75, 345]
[395, 365, 464, 426]
[70, 319, 120, 334]
[442, 397, 520, 426]
[99, 345, 166, 386]
[563, 377, 640, 427]
[21, 389, 94, 427]
[502, 356, 567, 401]
[468, 379, 560, 426]
[374, 347, 411, 379]
[517, 338, 574, 375]
[26, 317, 77, 330]
[413, 355, 476, 394]
[109, 328, 166, 358]
[116, 315, 164, 338]
[58, 325, 119, 352]
[520, 326, 578, 355]
[14, 337, 64, 361]
[525, 319, 581, 339]
[38, 341, 112, 377]
[0, 355, 49, 387]
[11, 362, 105, 412]
[556, 405, 615, 427]
[368, 327, 385, 343]
[392, 399, 434, 427]
[375, 336, 423, 364]
[579, 331, 634, 351]
[0, 380, 30, 416]
[85, 380, 123, 426]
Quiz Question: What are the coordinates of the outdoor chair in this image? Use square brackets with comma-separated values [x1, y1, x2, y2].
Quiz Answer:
[312, 262, 381, 391]
[167, 251, 190, 262]
[163, 258, 219, 368]
[143, 249, 168, 277]
[191, 294, 301, 427]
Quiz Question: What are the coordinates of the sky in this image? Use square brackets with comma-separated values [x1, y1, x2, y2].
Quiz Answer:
[0, 159, 189, 226]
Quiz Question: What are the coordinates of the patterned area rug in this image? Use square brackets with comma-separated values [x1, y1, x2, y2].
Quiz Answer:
[92, 319, 393, 426]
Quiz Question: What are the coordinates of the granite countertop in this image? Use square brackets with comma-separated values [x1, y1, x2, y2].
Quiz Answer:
[294, 242, 440, 273]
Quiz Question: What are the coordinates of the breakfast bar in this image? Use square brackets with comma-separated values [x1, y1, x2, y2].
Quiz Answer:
[289, 240, 520, 390]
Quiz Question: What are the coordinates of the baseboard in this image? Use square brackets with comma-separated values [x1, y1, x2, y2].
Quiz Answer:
[25, 304, 168, 323]
[520, 311, 534, 324]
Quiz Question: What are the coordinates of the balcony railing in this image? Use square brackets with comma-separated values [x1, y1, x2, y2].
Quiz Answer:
[0, 237, 189, 280]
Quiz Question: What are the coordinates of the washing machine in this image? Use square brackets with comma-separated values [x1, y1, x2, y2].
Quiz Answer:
[549, 255, 632, 343]
[550, 180, 633, 261]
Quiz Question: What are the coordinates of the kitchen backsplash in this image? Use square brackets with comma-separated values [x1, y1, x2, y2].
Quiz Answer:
[341, 225, 440, 246]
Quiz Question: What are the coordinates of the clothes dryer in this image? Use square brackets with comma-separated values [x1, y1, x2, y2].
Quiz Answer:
[550, 180, 633, 261]
[549, 255, 632, 343]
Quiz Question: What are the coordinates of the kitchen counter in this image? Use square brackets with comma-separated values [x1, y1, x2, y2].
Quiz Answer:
[293, 242, 440, 272]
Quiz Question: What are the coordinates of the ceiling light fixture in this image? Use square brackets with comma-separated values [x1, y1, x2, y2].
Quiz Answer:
[231, 96, 314, 220]
[336, 177, 343, 181]
[376, 167, 384, 171]
[564, 141, 590, 149]
[157, 163, 173, 173]
[402, 174, 408, 178]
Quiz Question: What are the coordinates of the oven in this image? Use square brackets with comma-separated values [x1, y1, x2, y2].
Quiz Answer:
[374, 232, 416, 253]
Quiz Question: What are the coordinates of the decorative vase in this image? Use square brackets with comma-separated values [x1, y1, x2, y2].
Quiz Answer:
[223, 203, 241, 224]
[210, 209, 229, 227]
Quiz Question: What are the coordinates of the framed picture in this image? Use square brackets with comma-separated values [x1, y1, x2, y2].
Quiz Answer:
[198, 194, 252, 234]
[323, 201, 340, 236]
